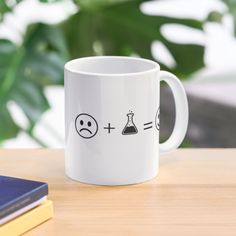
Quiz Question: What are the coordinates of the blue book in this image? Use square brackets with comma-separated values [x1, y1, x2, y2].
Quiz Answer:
[0, 176, 48, 220]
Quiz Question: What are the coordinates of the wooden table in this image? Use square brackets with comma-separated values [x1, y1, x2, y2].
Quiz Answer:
[0, 149, 236, 236]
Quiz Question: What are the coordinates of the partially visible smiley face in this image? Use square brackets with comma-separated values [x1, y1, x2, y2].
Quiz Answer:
[75, 113, 98, 139]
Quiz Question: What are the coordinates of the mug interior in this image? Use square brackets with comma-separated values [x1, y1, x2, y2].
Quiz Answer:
[65, 56, 159, 76]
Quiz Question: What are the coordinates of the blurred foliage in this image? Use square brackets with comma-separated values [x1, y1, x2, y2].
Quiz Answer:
[0, 24, 68, 144]
[0, 0, 206, 145]
[207, 11, 224, 23]
[62, 1, 204, 76]
[0, 0, 21, 18]
[206, 1, 236, 35]
[222, 0, 236, 35]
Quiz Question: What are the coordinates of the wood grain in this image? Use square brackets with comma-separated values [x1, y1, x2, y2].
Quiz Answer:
[0, 149, 236, 236]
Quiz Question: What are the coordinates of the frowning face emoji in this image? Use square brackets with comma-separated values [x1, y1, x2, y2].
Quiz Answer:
[75, 113, 98, 139]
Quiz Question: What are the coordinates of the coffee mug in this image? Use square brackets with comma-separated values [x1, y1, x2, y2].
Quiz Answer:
[64, 56, 188, 185]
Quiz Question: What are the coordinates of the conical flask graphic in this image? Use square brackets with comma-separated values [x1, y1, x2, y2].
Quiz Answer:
[122, 111, 138, 135]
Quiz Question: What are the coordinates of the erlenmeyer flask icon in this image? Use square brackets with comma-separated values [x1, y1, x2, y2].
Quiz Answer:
[122, 111, 138, 135]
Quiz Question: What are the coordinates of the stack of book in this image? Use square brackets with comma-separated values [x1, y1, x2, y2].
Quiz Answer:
[0, 175, 53, 235]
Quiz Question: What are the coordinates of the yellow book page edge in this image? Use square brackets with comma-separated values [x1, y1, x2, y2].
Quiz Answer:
[0, 200, 53, 236]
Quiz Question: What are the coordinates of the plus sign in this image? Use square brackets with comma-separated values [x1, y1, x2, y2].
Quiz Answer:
[104, 123, 115, 133]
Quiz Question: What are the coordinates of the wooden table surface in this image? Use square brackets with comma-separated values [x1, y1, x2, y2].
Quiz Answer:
[0, 149, 236, 236]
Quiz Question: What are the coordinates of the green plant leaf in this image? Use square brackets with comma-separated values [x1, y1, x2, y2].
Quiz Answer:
[0, 0, 22, 20]
[0, 1, 11, 16]
[0, 24, 68, 142]
[0, 0, 206, 145]
[62, 0, 204, 78]
[0, 105, 19, 142]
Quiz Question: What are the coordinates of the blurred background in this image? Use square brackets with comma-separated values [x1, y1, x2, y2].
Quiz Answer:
[0, 0, 235, 148]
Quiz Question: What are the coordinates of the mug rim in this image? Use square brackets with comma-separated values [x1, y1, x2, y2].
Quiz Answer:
[64, 56, 160, 77]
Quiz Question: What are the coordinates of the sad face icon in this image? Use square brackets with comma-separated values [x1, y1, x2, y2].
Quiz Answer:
[75, 113, 98, 139]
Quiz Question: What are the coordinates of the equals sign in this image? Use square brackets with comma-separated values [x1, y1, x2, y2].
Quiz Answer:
[143, 122, 153, 130]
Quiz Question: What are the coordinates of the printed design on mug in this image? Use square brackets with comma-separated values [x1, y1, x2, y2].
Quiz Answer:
[155, 107, 160, 131]
[143, 121, 153, 130]
[104, 123, 115, 133]
[75, 110, 158, 137]
[122, 111, 138, 135]
[75, 113, 98, 139]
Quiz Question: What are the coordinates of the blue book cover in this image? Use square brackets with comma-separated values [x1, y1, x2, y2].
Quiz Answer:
[0, 176, 48, 219]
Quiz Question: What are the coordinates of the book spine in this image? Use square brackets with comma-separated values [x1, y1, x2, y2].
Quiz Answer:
[0, 200, 53, 236]
[0, 184, 48, 219]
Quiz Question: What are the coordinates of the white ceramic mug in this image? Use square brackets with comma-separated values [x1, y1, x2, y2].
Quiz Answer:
[64, 56, 188, 185]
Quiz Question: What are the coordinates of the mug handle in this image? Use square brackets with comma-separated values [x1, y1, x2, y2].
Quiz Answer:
[159, 71, 189, 154]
